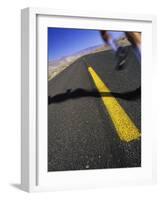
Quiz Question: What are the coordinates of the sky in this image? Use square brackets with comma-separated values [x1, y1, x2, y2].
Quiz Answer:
[48, 28, 104, 61]
[48, 28, 125, 61]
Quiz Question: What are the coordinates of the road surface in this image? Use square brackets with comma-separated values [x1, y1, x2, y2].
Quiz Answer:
[48, 46, 141, 171]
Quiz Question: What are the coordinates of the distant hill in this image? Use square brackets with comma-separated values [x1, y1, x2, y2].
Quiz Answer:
[48, 44, 110, 80]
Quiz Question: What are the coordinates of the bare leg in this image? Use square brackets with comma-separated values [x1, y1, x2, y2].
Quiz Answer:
[125, 32, 141, 62]
[100, 31, 118, 51]
[125, 32, 141, 49]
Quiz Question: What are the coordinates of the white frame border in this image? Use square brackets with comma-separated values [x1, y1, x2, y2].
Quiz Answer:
[21, 7, 157, 192]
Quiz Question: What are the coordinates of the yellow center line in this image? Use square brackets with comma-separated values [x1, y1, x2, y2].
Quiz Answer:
[88, 66, 141, 142]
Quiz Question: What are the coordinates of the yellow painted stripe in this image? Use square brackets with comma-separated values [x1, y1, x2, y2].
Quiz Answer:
[88, 66, 141, 142]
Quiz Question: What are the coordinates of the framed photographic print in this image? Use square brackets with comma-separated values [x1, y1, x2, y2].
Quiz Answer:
[21, 7, 156, 192]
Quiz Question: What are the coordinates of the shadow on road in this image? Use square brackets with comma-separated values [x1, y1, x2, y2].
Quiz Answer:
[48, 87, 141, 104]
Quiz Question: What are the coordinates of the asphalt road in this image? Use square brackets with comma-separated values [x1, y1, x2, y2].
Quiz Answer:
[48, 46, 141, 172]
